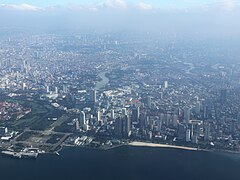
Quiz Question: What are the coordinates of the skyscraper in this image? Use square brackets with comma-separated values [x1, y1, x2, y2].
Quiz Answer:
[147, 96, 151, 108]
[184, 107, 191, 124]
[90, 89, 97, 103]
[115, 115, 131, 138]
[186, 129, 191, 142]
[204, 123, 210, 141]
[122, 108, 127, 117]
[132, 107, 140, 122]
[79, 111, 86, 128]
[110, 109, 115, 119]
[163, 81, 168, 89]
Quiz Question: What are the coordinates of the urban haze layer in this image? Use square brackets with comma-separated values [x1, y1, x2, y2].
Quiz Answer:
[0, 30, 240, 158]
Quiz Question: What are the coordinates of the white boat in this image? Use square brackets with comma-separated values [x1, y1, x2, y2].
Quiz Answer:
[2, 151, 22, 159]
[20, 152, 38, 159]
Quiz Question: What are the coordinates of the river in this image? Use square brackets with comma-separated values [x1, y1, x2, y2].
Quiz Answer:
[95, 71, 109, 90]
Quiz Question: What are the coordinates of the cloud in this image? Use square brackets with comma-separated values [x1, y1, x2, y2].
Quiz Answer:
[219, 0, 238, 11]
[0, 3, 44, 11]
[136, 2, 153, 11]
[104, 0, 127, 9]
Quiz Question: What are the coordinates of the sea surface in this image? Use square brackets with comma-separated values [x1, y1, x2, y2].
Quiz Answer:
[1, 146, 240, 180]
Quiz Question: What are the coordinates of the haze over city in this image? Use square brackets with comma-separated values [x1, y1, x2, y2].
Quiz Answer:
[1, 0, 240, 37]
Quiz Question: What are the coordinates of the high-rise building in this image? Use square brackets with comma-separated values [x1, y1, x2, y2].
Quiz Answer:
[191, 135, 198, 144]
[147, 96, 151, 108]
[110, 109, 115, 119]
[184, 107, 191, 124]
[195, 101, 201, 115]
[186, 129, 191, 142]
[123, 115, 131, 138]
[172, 114, 178, 128]
[46, 85, 50, 94]
[97, 110, 101, 122]
[79, 111, 86, 128]
[90, 89, 96, 103]
[76, 120, 80, 131]
[163, 81, 168, 89]
[63, 84, 68, 94]
[204, 123, 210, 141]
[122, 108, 127, 117]
[177, 123, 186, 139]
[0, 127, 8, 136]
[115, 115, 131, 138]
[140, 112, 148, 129]
[157, 119, 162, 132]
[55, 87, 58, 94]
[132, 107, 140, 122]
[115, 117, 123, 137]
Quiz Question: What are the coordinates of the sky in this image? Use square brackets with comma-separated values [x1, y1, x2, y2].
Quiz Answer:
[0, 0, 240, 37]
[0, 0, 239, 11]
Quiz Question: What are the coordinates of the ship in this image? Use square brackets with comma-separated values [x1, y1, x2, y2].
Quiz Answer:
[20, 152, 38, 159]
[1, 148, 39, 159]
[20, 148, 39, 159]
[2, 151, 21, 159]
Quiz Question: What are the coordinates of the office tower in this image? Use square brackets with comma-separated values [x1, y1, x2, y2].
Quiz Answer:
[163, 81, 168, 89]
[147, 96, 151, 108]
[195, 101, 201, 115]
[123, 115, 131, 138]
[110, 109, 115, 119]
[230, 119, 236, 134]
[177, 123, 186, 139]
[204, 123, 210, 141]
[159, 92, 163, 99]
[79, 111, 86, 127]
[191, 136, 198, 144]
[46, 85, 50, 94]
[148, 131, 153, 140]
[0, 127, 8, 136]
[186, 129, 191, 142]
[115, 117, 123, 137]
[22, 82, 27, 90]
[55, 87, 58, 94]
[184, 107, 191, 124]
[122, 108, 127, 117]
[115, 115, 131, 138]
[157, 119, 162, 132]
[63, 84, 68, 94]
[172, 114, 178, 128]
[76, 120, 80, 131]
[97, 110, 101, 122]
[90, 89, 96, 103]
[140, 112, 147, 129]
[132, 107, 140, 122]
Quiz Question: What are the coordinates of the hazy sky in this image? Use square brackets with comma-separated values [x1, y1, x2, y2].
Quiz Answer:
[1, 0, 239, 11]
[0, 0, 240, 37]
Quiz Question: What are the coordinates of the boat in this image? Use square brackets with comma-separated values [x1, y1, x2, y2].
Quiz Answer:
[20, 148, 39, 159]
[20, 152, 38, 159]
[2, 151, 21, 159]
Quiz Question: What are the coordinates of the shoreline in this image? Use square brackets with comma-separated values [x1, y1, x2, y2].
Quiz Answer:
[128, 141, 202, 151]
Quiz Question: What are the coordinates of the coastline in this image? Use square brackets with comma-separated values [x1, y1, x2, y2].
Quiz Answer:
[128, 141, 201, 151]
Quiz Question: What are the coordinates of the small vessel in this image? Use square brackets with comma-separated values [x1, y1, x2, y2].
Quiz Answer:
[20, 152, 38, 159]
[20, 148, 39, 159]
[2, 151, 21, 159]
[55, 152, 60, 156]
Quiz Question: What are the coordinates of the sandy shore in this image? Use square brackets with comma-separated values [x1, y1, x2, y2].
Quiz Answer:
[129, 141, 198, 151]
